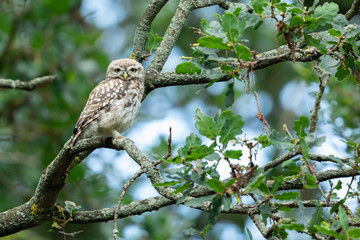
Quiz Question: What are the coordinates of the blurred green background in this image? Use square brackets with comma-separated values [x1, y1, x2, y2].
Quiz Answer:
[0, 0, 358, 239]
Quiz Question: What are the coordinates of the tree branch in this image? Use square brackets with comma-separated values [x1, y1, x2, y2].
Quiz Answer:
[279, 167, 360, 190]
[263, 149, 301, 172]
[345, 0, 360, 21]
[310, 62, 330, 133]
[146, 0, 228, 75]
[72, 195, 174, 224]
[144, 46, 322, 95]
[0, 136, 179, 236]
[133, 0, 170, 61]
[0, 75, 56, 91]
[113, 169, 146, 240]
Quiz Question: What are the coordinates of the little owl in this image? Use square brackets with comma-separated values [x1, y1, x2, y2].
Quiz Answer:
[70, 58, 145, 147]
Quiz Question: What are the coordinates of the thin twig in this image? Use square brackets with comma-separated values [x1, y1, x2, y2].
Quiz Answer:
[113, 169, 146, 240]
[254, 91, 270, 133]
[57, 230, 84, 238]
[0, 75, 56, 91]
[163, 127, 172, 159]
[310, 62, 330, 133]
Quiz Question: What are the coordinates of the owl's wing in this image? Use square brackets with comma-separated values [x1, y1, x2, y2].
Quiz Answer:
[71, 80, 114, 146]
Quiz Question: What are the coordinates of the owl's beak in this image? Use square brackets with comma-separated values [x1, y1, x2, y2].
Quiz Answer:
[123, 72, 128, 80]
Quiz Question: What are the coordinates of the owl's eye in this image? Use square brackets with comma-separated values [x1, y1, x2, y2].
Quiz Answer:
[114, 68, 121, 73]
[129, 68, 137, 73]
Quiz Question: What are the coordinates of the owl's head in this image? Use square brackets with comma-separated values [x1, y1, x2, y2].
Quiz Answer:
[106, 58, 144, 81]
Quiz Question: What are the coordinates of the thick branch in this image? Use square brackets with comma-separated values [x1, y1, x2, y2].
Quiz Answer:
[345, 0, 360, 21]
[279, 167, 359, 190]
[144, 46, 322, 95]
[254, 46, 321, 70]
[263, 149, 300, 172]
[0, 136, 177, 236]
[0, 75, 56, 91]
[146, 0, 228, 75]
[72, 196, 173, 224]
[133, 0, 170, 61]
[146, 0, 195, 74]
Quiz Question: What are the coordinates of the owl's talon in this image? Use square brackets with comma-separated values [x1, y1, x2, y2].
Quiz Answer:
[112, 135, 125, 145]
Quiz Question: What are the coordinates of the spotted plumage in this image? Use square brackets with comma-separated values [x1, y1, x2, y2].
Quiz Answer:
[71, 58, 145, 147]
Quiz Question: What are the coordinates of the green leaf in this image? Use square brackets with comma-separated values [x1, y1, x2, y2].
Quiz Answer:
[338, 206, 349, 234]
[251, 0, 268, 15]
[280, 223, 305, 231]
[225, 82, 235, 107]
[313, 2, 339, 26]
[348, 228, 360, 238]
[304, 173, 317, 189]
[260, 202, 272, 225]
[308, 206, 323, 233]
[198, 36, 231, 49]
[183, 227, 200, 236]
[258, 182, 270, 194]
[184, 195, 216, 207]
[209, 196, 223, 224]
[275, 2, 291, 12]
[177, 133, 215, 160]
[224, 149, 243, 159]
[246, 227, 253, 240]
[190, 171, 207, 185]
[64, 201, 81, 215]
[247, 173, 265, 192]
[271, 175, 284, 194]
[222, 197, 232, 211]
[314, 225, 346, 239]
[206, 178, 225, 192]
[278, 206, 292, 212]
[221, 12, 242, 43]
[175, 182, 193, 200]
[175, 62, 201, 75]
[290, 15, 303, 27]
[255, 134, 271, 148]
[332, 14, 349, 31]
[235, 44, 252, 61]
[330, 199, 346, 214]
[201, 20, 228, 40]
[297, 200, 306, 216]
[217, 111, 244, 146]
[274, 191, 300, 200]
[328, 29, 342, 37]
[153, 180, 181, 187]
[335, 63, 350, 81]
[269, 130, 295, 150]
[195, 109, 244, 147]
[195, 109, 218, 140]
[293, 116, 310, 138]
[308, 0, 319, 13]
[146, 30, 162, 54]
[303, 34, 327, 54]
[283, 160, 301, 174]
[334, 180, 342, 190]
[299, 138, 311, 160]
[201, 224, 212, 238]
[305, 133, 326, 147]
